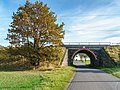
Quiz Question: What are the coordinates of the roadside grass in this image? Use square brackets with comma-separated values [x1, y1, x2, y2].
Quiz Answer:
[100, 68, 120, 78]
[81, 60, 91, 65]
[0, 66, 75, 90]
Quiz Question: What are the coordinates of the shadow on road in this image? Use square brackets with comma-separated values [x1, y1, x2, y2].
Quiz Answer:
[74, 65, 90, 68]
[73, 60, 93, 68]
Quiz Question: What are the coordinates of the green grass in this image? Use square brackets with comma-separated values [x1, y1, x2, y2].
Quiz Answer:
[82, 60, 91, 65]
[0, 66, 75, 90]
[100, 68, 120, 78]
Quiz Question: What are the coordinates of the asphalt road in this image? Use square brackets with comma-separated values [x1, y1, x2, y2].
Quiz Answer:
[67, 61, 120, 90]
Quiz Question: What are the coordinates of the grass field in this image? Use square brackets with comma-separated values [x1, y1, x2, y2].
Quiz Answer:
[100, 68, 120, 78]
[82, 60, 91, 65]
[0, 66, 75, 90]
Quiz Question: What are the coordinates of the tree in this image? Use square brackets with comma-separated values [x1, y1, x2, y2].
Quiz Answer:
[79, 53, 88, 62]
[7, 0, 64, 66]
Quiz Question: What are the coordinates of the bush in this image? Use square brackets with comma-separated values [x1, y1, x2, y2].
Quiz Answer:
[38, 46, 66, 67]
[0, 46, 31, 71]
[0, 45, 66, 71]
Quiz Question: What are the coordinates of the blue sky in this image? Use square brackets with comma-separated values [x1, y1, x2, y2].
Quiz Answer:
[0, 0, 120, 46]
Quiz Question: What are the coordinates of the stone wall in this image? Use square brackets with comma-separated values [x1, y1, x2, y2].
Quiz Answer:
[61, 49, 68, 66]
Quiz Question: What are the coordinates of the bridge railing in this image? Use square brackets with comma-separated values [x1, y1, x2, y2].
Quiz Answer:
[63, 42, 112, 46]
[63, 42, 120, 46]
[110, 43, 120, 46]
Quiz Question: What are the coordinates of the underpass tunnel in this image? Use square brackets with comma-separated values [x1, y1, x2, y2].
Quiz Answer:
[72, 49, 97, 67]
[73, 53, 91, 66]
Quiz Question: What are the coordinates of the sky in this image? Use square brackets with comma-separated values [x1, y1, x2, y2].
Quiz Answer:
[0, 0, 120, 46]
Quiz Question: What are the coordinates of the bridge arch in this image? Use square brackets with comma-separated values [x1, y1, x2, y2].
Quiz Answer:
[72, 48, 97, 66]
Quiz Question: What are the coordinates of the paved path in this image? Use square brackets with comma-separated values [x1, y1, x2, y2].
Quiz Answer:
[67, 61, 120, 90]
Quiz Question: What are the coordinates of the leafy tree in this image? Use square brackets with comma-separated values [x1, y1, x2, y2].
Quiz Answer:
[7, 0, 64, 66]
[79, 53, 88, 62]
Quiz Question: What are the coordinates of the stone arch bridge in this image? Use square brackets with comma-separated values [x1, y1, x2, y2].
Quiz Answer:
[61, 42, 116, 67]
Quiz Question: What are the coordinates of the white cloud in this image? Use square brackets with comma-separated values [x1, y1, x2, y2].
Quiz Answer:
[68, 17, 120, 31]
[0, 27, 5, 31]
[104, 37, 120, 43]
[61, 1, 120, 43]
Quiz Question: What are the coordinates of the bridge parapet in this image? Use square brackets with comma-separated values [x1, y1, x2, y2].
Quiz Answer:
[62, 42, 112, 49]
[63, 42, 111, 45]
[63, 42, 120, 49]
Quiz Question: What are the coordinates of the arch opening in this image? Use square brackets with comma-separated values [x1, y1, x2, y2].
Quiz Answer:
[72, 48, 97, 67]
[73, 53, 91, 66]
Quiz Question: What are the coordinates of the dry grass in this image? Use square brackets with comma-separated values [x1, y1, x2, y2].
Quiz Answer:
[0, 46, 66, 71]
[104, 46, 120, 63]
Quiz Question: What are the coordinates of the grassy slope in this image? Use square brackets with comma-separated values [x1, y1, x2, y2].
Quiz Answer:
[104, 46, 120, 63]
[101, 46, 120, 78]
[0, 66, 75, 90]
[0, 47, 66, 71]
[101, 68, 120, 78]
[0, 46, 72, 90]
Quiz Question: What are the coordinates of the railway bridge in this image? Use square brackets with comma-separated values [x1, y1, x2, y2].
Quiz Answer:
[62, 42, 116, 67]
